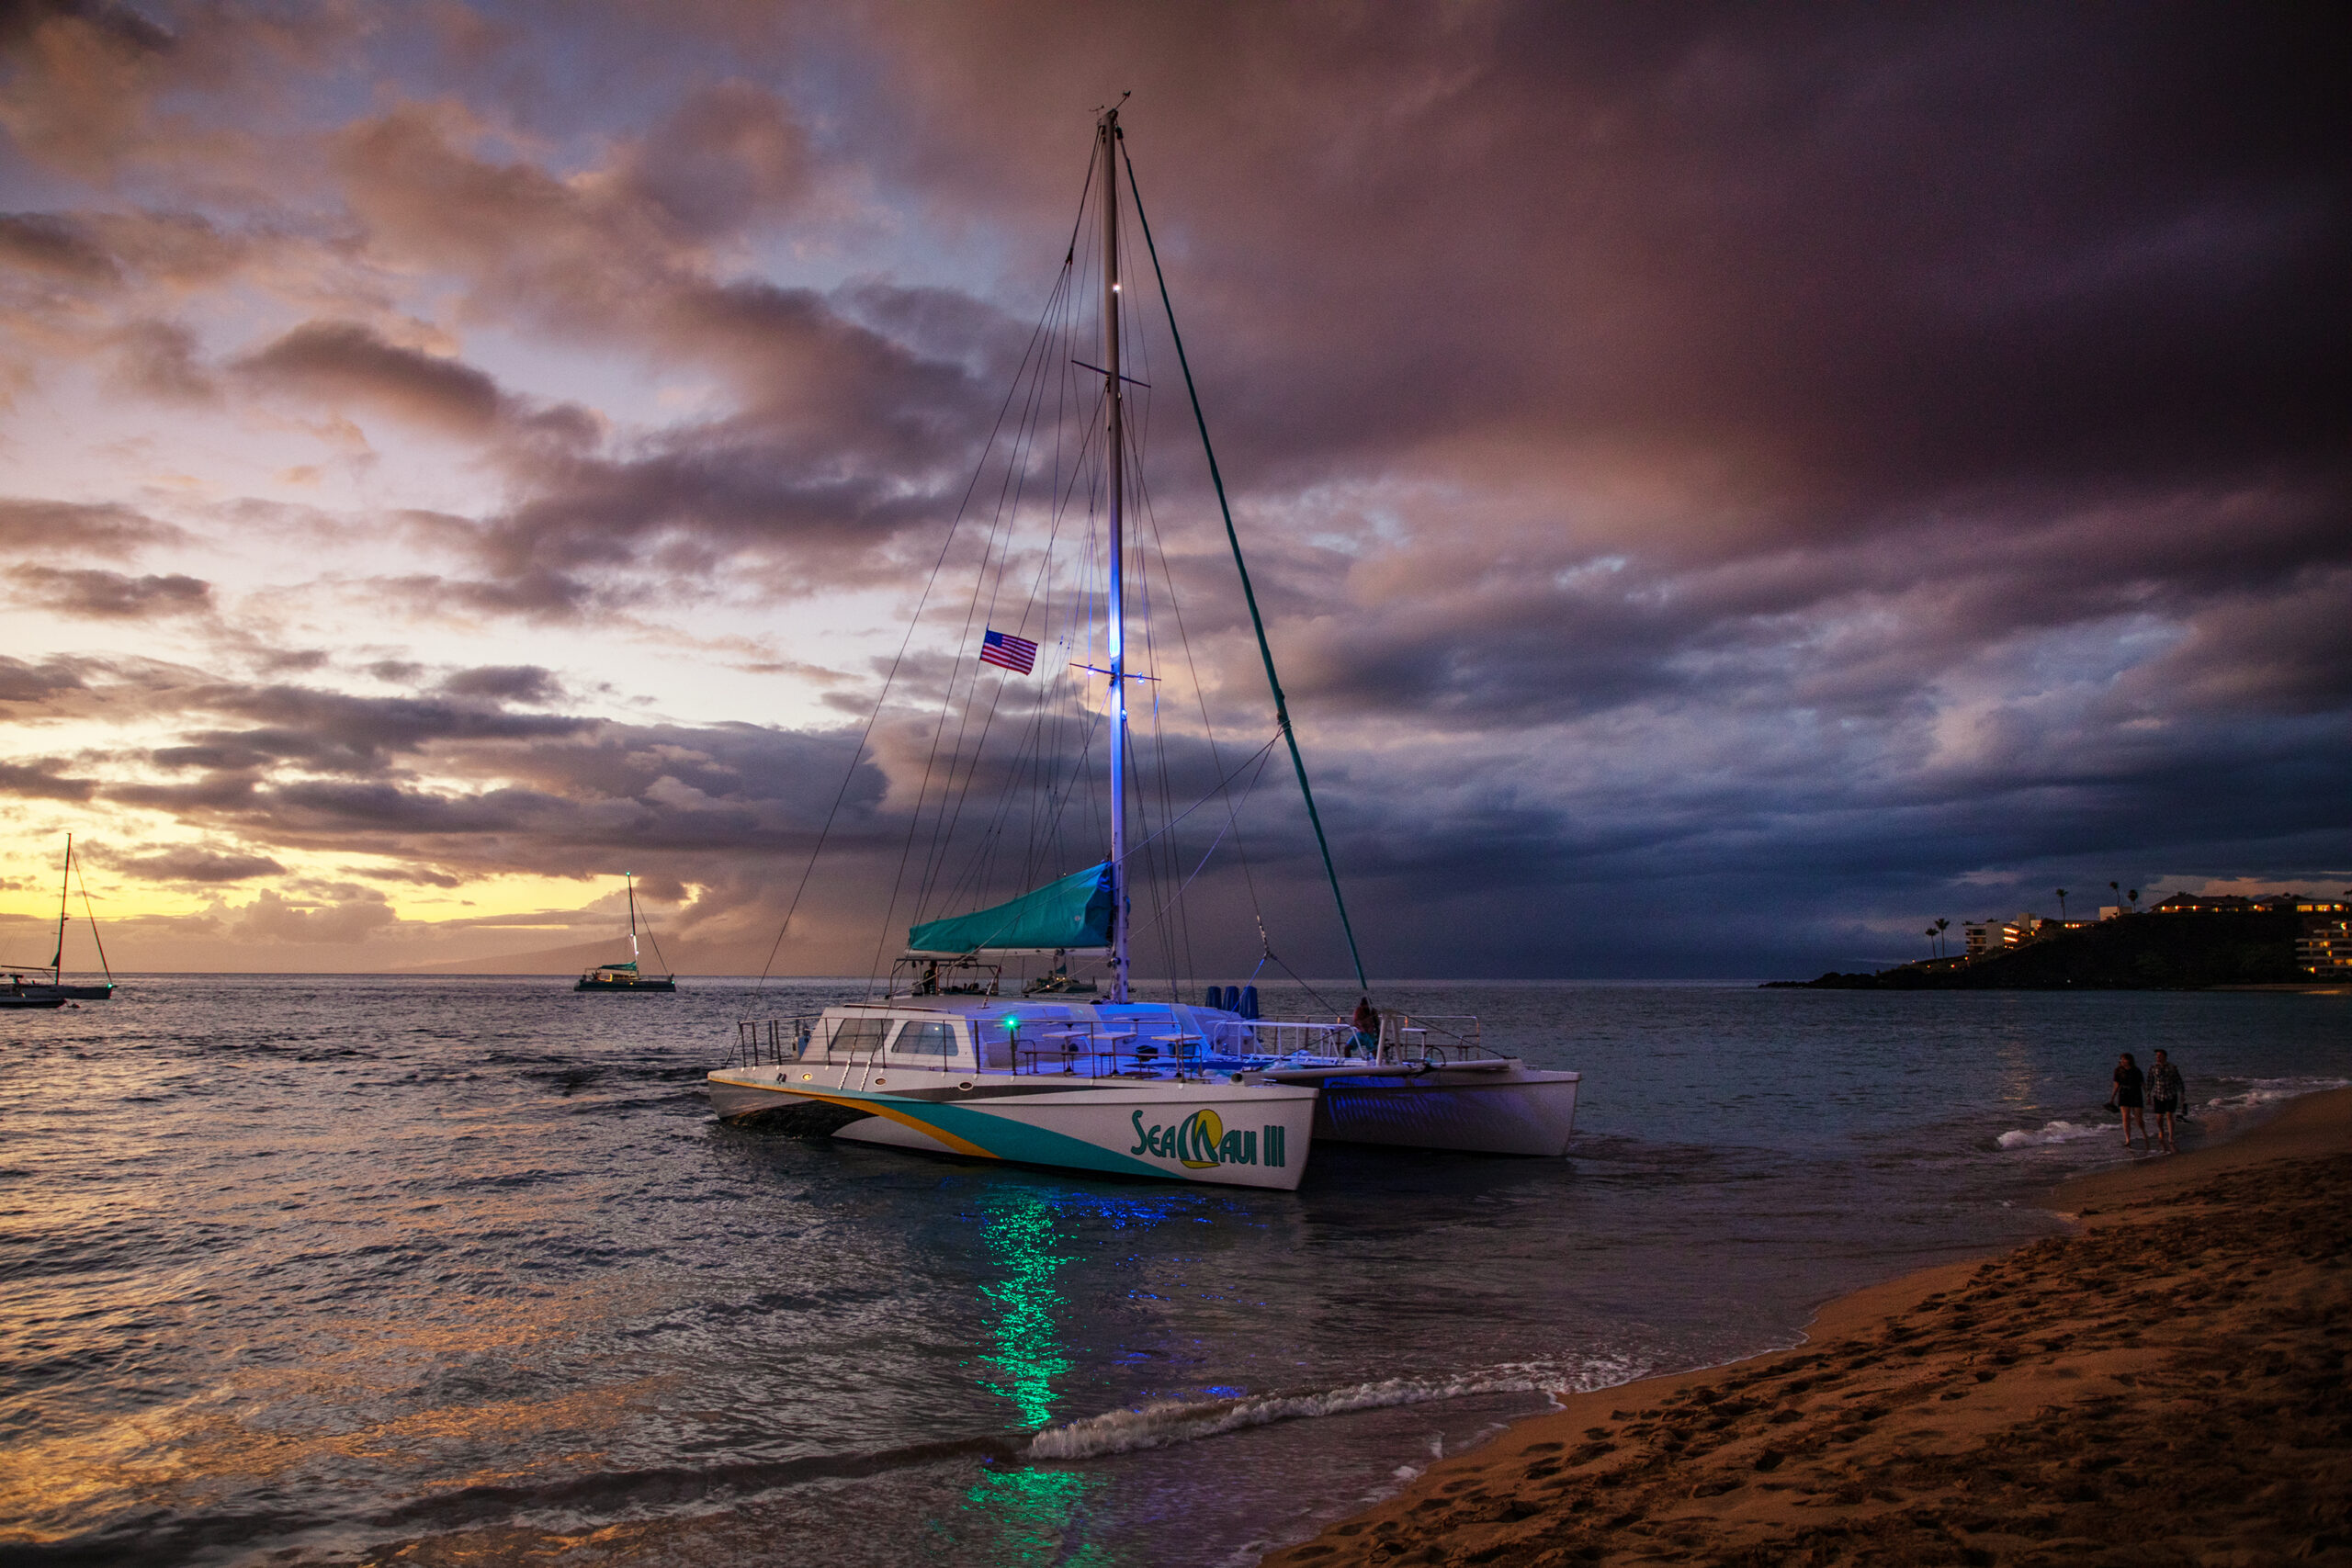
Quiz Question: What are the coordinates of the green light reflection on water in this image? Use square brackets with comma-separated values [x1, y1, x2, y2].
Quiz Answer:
[943, 1190, 1123, 1564]
[948, 1465, 1116, 1567]
[974, 1189, 1073, 1429]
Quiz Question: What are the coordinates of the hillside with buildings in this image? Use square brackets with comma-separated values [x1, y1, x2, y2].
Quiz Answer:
[1778, 893, 2351, 989]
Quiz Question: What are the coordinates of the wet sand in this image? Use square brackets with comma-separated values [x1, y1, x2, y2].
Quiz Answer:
[1264, 1089, 2352, 1567]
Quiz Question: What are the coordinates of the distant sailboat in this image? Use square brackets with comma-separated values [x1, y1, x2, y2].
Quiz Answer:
[576, 873, 677, 992]
[9, 835, 115, 1003]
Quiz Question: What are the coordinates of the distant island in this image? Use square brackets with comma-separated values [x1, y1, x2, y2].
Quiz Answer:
[1771, 893, 2350, 989]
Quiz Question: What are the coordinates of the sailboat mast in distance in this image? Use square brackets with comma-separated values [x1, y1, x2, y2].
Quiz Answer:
[628, 873, 641, 964]
[52, 831, 71, 974]
[1101, 105, 1130, 1005]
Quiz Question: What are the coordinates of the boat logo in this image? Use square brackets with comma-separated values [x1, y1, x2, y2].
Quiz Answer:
[1129, 1108, 1283, 1168]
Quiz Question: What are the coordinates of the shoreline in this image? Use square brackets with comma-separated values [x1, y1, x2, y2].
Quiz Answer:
[1263, 1088, 2352, 1566]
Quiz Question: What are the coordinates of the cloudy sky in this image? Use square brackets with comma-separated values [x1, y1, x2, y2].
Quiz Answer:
[1, 1, 2344, 980]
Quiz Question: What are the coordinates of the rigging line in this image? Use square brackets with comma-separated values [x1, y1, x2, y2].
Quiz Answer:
[960, 306, 1090, 906]
[937, 263, 1102, 896]
[1137, 736, 1278, 931]
[909, 327, 1039, 916]
[642, 918, 671, 976]
[920, 267, 1070, 904]
[1264, 947, 1345, 1019]
[1132, 407, 1236, 986]
[1132, 389, 1275, 959]
[1115, 731, 1281, 862]
[1123, 141, 1370, 996]
[879, 147, 1114, 982]
[70, 840, 110, 981]
[888, 235, 1092, 974]
[925, 312, 1109, 918]
[756, 250, 1080, 992]
[1133, 453, 1193, 993]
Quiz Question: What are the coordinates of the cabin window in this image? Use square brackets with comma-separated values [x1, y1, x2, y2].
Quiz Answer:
[827, 1017, 891, 1057]
[892, 1020, 962, 1058]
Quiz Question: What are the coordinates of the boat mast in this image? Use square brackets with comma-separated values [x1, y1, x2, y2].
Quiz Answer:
[1100, 105, 1130, 1005]
[51, 833, 70, 976]
[626, 873, 641, 964]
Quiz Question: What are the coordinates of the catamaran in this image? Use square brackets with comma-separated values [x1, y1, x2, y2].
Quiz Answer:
[709, 106, 1576, 1178]
[575, 873, 676, 992]
[11, 834, 115, 1003]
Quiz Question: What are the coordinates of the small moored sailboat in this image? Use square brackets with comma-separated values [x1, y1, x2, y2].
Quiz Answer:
[11, 835, 114, 1003]
[576, 874, 676, 992]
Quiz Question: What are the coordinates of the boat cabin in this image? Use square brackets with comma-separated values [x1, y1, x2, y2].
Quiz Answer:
[741, 997, 1262, 1077]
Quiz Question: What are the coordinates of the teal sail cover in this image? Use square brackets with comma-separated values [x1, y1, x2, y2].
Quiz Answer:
[907, 862, 1114, 955]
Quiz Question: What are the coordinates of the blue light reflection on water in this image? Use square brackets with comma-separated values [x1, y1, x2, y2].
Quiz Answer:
[0, 976, 2341, 1566]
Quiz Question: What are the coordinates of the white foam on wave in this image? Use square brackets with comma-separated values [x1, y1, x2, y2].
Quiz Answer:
[2201, 1076, 2352, 1112]
[1995, 1119, 2112, 1150]
[1025, 1355, 1644, 1462]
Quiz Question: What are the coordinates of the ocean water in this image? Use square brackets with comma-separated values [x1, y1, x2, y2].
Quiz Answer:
[1, 977, 2344, 1566]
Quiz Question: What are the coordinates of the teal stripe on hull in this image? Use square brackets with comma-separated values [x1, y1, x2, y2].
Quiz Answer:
[844, 1092, 1176, 1180]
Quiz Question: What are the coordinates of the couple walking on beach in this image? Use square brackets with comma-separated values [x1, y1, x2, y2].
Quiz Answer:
[2111, 1050, 2185, 1153]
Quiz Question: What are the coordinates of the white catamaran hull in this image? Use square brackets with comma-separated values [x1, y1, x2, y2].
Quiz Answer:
[1272, 1066, 1581, 1156]
[707, 1062, 1317, 1190]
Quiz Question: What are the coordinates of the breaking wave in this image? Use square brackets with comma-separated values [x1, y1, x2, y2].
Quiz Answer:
[1995, 1120, 2114, 1150]
[2200, 1076, 2351, 1112]
[1996, 1077, 2351, 1151]
[1026, 1355, 1644, 1461]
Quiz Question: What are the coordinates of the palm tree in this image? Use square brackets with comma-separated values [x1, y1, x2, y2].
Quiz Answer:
[2055, 888, 2069, 921]
[2129, 888, 2140, 908]
[1935, 917, 1950, 957]
[1925, 927, 1938, 960]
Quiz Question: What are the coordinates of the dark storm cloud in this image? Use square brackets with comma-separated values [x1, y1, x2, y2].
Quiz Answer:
[0, 210, 119, 283]
[13, 565, 210, 617]
[236, 321, 508, 438]
[0, 756, 95, 799]
[107, 318, 216, 402]
[110, 845, 285, 882]
[313, 96, 1017, 584]
[0, 498, 184, 556]
[164, 683, 598, 777]
[0, 654, 87, 704]
[438, 664, 565, 705]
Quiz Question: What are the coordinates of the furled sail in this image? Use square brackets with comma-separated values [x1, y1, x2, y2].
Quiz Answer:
[906, 862, 1114, 956]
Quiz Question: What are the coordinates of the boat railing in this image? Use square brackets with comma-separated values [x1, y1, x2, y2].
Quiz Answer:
[1202, 1017, 1353, 1059]
[1001, 1021, 1178, 1078]
[731, 1012, 1489, 1080]
[1382, 1012, 1488, 1065]
[1199, 1012, 1489, 1065]
[733, 1015, 820, 1067]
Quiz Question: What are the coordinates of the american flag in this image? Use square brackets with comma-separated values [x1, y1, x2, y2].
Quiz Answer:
[978, 627, 1038, 675]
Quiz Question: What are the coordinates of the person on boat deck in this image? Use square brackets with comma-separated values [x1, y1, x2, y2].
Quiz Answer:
[2112, 1051, 2147, 1150]
[1351, 996, 1379, 1057]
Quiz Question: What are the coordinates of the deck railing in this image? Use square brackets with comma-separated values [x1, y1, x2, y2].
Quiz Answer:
[1199, 1011, 1487, 1064]
[733, 1015, 819, 1067]
[729, 1008, 1492, 1077]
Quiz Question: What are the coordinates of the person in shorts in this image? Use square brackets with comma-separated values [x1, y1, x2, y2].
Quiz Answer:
[2112, 1051, 2146, 1150]
[2146, 1049, 2185, 1154]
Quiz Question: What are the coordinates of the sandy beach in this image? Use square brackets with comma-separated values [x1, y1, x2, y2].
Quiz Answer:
[1265, 1089, 2352, 1567]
